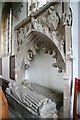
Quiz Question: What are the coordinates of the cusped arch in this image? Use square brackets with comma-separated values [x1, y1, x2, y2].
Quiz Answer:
[16, 30, 66, 73]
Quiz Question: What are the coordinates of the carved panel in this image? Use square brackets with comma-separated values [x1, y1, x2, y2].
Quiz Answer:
[32, 5, 60, 31]
[16, 23, 31, 51]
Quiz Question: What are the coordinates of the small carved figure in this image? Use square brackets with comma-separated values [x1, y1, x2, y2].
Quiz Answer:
[17, 28, 25, 46]
[47, 6, 60, 31]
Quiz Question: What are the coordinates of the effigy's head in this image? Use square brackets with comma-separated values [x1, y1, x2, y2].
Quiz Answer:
[21, 79, 29, 86]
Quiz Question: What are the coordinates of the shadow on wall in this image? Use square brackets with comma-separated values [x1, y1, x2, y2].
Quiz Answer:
[25, 50, 64, 93]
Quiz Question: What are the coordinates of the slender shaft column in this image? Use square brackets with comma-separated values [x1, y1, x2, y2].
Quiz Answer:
[63, 2, 72, 118]
[70, 2, 79, 117]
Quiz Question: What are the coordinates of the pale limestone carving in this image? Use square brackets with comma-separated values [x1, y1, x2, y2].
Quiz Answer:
[33, 6, 60, 31]
[52, 31, 64, 53]
[66, 49, 73, 61]
[63, 8, 72, 26]
[15, 3, 66, 74]
[52, 52, 65, 73]
[29, 0, 38, 13]
[25, 58, 31, 69]
[32, 19, 43, 32]
[58, 39, 64, 53]
[23, 26, 28, 38]
[31, 16, 65, 58]
[52, 50, 57, 58]
[52, 31, 59, 44]
[16, 23, 31, 51]
[6, 80, 58, 118]
[27, 49, 34, 61]
[47, 6, 60, 31]
[24, 45, 36, 69]
[17, 28, 24, 45]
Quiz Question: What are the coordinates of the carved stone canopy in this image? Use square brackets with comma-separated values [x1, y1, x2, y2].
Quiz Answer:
[15, 2, 66, 74]
[16, 30, 65, 73]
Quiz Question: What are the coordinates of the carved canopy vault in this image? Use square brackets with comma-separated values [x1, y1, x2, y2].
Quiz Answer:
[14, 2, 72, 78]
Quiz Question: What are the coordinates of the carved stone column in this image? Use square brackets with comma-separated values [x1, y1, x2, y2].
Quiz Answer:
[63, 2, 72, 118]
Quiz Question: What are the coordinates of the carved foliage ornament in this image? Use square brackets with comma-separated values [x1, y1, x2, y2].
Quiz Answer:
[15, 4, 65, 73]
[31, 40, 65, 73]
[63, 7, 72, 26]
[32, 6, 60, 31]
[16, 5, 61, 52]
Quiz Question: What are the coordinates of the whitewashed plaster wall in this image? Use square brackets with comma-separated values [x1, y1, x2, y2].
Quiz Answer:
[25, 50, 64, 92]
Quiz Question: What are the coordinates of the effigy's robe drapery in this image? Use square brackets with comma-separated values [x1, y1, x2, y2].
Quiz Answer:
[6, 80, 63, 118]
